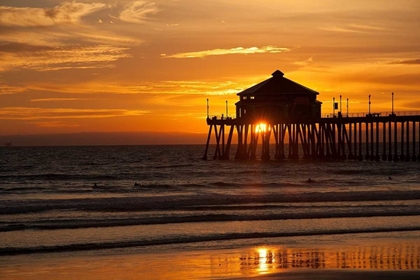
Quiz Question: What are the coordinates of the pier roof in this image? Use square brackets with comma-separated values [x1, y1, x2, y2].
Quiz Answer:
[237, 70, 319, 96]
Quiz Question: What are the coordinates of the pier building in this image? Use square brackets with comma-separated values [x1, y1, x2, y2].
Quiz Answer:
[235, 70, 322, 123]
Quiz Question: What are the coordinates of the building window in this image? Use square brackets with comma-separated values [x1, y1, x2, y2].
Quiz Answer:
[250, 96, 255, 99]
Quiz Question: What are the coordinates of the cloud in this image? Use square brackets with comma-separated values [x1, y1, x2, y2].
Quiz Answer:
[0, 2, 147, 49]
[319, 24, 387, 33]
[161, 45, 291, 58]
[119, 1, 159, 24]
[29, 121, 81, 128]
[0, 2, 107, 27]
[0, 107, 150, 120]
[319, 26, 363, 33]
[0, 29, 74, 48]
[389, 59, 420, 65]
[294, 57, 314, 67]
[349, 24, 388, 31]
[27, 80, 245, 96]
[0, 45, 130, 72]
[30, 98, 92, 102]
[0, 26, 141, 49]
[0, 84, 26, 95]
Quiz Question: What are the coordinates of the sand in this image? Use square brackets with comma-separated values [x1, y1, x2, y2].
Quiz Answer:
[1, 235, 419, 280]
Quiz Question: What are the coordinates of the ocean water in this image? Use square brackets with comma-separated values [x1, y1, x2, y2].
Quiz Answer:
[1, 145, 420, 256]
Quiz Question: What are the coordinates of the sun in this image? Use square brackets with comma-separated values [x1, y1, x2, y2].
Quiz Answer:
[255, 123, 268, 133]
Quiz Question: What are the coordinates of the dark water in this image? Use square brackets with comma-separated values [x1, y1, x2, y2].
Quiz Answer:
[1, 145, 420, 255]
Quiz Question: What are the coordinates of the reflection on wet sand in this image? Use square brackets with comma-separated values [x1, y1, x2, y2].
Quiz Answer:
[211, 242, 420, 278]
[1, 241, 419, 280]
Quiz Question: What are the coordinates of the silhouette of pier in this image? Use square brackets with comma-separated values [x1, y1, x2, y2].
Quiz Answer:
[202, 70, 420, 161]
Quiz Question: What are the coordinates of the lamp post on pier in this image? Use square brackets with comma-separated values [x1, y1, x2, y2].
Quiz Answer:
[347, 98, 349, 117]
[392, 92, 394, 115]
[368, 95, 371, 115]
[340, 95, 342, 113]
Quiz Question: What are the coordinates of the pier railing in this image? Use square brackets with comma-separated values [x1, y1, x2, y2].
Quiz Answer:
[209, 111, 420, 121]
[323, 111, 420, 118]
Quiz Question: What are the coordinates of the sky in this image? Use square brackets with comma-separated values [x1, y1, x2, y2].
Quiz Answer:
[1, 0, 420, 143]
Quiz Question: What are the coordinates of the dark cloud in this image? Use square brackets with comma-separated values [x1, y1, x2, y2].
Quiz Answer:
[44, 7, 59, 19]
[0, 42, 54, 53]
[389, 59, 420, 65]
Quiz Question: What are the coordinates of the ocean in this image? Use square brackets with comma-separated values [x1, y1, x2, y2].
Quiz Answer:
[1, 144, 420, 277]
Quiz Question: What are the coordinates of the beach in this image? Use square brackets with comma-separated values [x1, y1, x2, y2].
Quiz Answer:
[1, 231, 420, 279]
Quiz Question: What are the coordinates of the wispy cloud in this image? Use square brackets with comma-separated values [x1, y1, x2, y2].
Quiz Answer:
[0, 45, 130, 72]
[0, 84, 26, 95]
[118, 1, 159, 24]
[0, 2, 107, 27]
[29, 121, 81, 128]
[30, 98, 92, 102]
[0, 2, 154, 72]
[0, 29, 76, 48]
[349, 24, 388, 31]
[27, 80, 246, 96]
[0, 107, 150, 120]
[0, 26, 142, 49]
[319, 26, 363, 33]
[294, 56, 314, 67]
[319, 24, 387, 33]
[389, 58, 420, 65]
[161, 46, 291, 58]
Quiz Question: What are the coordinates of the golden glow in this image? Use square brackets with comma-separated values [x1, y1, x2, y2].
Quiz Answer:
[255, 123, 268, 133]
[1, 1, 420, 140]
[257, 247, 275, 274]
[1, 242, 420, 279]
[162, 45, 291, 59]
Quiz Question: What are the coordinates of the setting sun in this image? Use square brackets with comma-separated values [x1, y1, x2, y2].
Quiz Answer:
[255, 123, 269, 133]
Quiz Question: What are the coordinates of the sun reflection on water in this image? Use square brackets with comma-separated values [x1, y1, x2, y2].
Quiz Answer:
[257, 247, 275, 274]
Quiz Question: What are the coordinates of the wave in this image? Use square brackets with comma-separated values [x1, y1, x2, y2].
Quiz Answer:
[2, 190, 420, 214]
[152, 164, 194, 169]
[2, 227, 420, 256]
[211, 181, 240, 187]
[2, 209, 420, 232]
[0, 174, 117, 181]
[331, 168, 408, 176]
[0, 186, 49, 192]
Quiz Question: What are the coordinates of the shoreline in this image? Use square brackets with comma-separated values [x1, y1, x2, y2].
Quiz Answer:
[1, 233, 419, 280]
[234, 270, 420, 280]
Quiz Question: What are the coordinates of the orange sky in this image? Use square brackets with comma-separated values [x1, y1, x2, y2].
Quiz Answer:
[1, 0, 420, 140]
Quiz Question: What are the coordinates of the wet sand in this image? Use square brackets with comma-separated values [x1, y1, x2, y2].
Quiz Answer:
[1, 236, 419, 280]
[243, 270, 420, 280]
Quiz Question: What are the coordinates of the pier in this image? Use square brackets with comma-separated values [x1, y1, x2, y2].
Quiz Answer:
[202, 70, 420, 161]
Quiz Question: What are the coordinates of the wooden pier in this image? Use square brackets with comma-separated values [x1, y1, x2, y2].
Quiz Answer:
[202, 114, 420, 161]
[202, 70, 420, 161]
